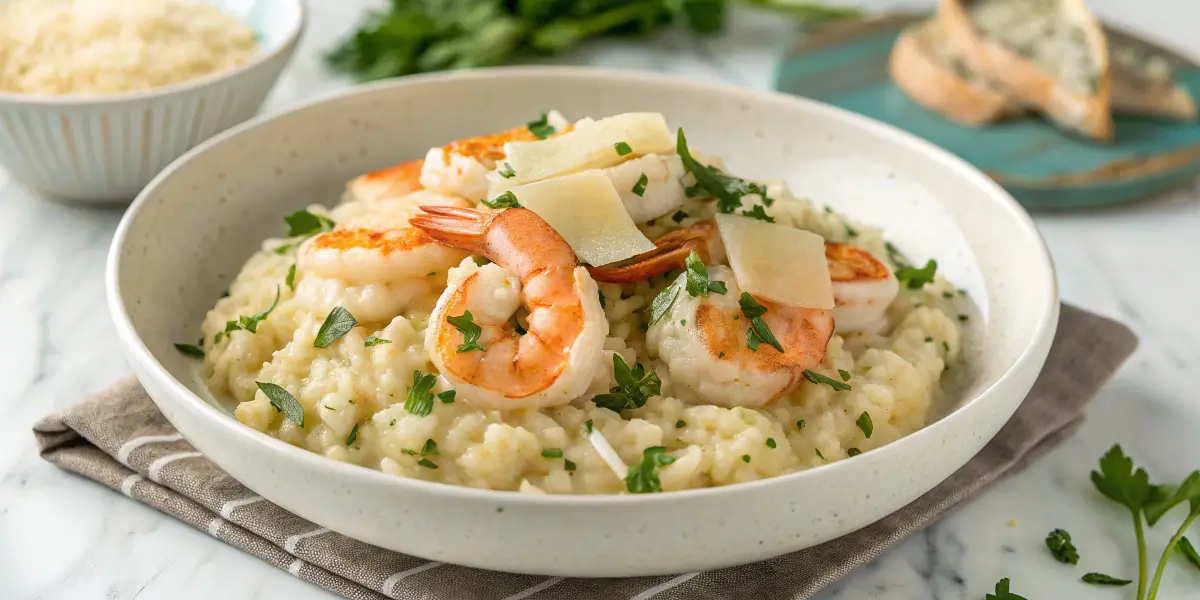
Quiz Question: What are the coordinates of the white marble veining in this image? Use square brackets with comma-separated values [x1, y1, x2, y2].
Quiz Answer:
[2, 0, 1199, 598]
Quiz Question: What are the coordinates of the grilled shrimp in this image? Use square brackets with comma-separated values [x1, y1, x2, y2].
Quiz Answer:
[601, 154, 686, 223]
[409, 206, 608, 409]
[647, 265, 834, 407]
[421, 112, 571, 200]
[346, 159, 425, 204]
[592, 222, 899, 333]
[825, 242, 898, 334]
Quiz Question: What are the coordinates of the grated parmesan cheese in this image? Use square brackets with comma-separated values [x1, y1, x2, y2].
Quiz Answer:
[0, 0, 259, 96]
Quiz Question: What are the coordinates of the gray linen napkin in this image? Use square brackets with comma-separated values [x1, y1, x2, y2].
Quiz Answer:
[34, 304, 1136, 600]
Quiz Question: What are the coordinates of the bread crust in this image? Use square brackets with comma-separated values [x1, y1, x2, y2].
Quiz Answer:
[938, 0, 1114, 140]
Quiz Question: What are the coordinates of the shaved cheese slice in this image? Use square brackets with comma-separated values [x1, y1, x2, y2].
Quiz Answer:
[588, 427, 629, 481]
[500, 113, 674, 187]
[715, 214, 834, 309]
[504, 170, 655, 266]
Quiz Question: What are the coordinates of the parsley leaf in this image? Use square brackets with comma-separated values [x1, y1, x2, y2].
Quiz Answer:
[624, 446, 676, 494]
[314, 306, 358, 348]
[447, 311, 486, 353]
[1082, 573, 1132, 586]
[895, 259, 938, 289]
[286, 264, 296, 291]
[1045, 528, 1079, 564]
[766, 438, 776, 449]
[1091, 444, 1155, 598]
[421, 439, 439, 456]
[364, 335, 391, 347]
[1178, 537, 1200, 571]
[284, 210, 336, 237]
[739, 293, 783, 352]
[632, 173, 649, 197]
[527, 113, 556, 139]
[564, 459, 577, 471]
[838, 369, 851, 381]
[541, 448, 563, 458]
[803, 369, 852, 391]
[222, 286, 281, 336]
[437, 390, 456, 404]
[498, 162, 516, 179]
[741, 204, 775, 223]
[346, 424, 359, 446]
[885, 241, 909, 268]
[846, 448, 861, 457]
[174, 343, 204, 358]
[676, 128, 770, 214]
[403, 370, 437, 417]
[647, 282, 680, 326]
[856, 411, 873, 438]
[613, 141, 633, 156]
[676, 419, 686, 428]
[1144, 470, 1200, 526]
[985, 578, 1027, 600]
[256, 382, 305, 427]
[592, 354, 661, 412]
[671, 210, 688, 223]
[417, 458, 438, 469]
[684, 251, 713, 297]
[482, 190, 521, 209]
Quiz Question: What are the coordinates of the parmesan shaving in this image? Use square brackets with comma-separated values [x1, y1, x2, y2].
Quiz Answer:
[499, 112, 675, 187]
[588, 428, 628, 481]
[715, 214, 835, 309]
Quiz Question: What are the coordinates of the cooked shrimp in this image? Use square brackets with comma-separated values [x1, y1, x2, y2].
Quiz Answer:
[421, 112, 571, 200]
[409, 206, 608, 409]
[601, 154, 686, 223]
[346, 159, 425, 204]
[825, 242, 898, 334]
[647, 265, 834, 407]
[586, 220, 723, 283]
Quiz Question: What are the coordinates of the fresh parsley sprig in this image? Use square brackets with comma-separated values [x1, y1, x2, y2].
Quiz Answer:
[403, 370, 438, 417]
[896, 259, 937, 289]
[1091, 445, 1156, 599]
[315, 306, 358, 348]
[625, 446, 676, 494]
[482, 190, 521, 209]
[684, 251, 727, 297]
[677, 128, 771, 214]
[985, 578, 1027, 600]
[447, 311, 486, 353]
[738, 293, 783, 353]
[593, 354, 661, 412]
[216, 286, 280, 343]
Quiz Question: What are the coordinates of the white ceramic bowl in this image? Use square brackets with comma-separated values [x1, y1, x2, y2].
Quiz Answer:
[0, 0, 304, 203]
[107, 68, 1058, 577]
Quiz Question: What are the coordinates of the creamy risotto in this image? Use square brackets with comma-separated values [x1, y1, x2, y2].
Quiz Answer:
[192, 112, 965, 495]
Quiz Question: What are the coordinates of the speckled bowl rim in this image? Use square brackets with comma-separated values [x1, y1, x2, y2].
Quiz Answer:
[107, 66, 1059, 507]
[0, 0, 307, 106]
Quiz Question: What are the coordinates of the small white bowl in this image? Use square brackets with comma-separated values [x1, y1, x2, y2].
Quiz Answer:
[0, 0, 304, 203]
[108, 68, 1058, 577]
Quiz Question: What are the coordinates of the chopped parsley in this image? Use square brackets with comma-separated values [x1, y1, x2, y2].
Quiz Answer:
[676, 419, 686, 428]
[482, 190, 521, 209]
[847, 448, 862, 457]
[766, 438, 777, 449]
[942, 291, 955, 299]
[592, 354, 661, 412]
[671, 210, 688, 223]
[613, 141, 633, 156]
[401, 448, 418, 456]
[895, 259, 937, 289]
[741, 204, 775, 223]
[959, 314, 970, 322]
[676, 128, 770, 214]
[985, 578, 1027, 600]
[1045, 528, 1079, 564]
[174, 343, 204, 358]
[684, 251, 727, 297]
[285, 264, 296, 291]
[631, 173, 649, 197]
[421, 439, 439, 456]
[846, 224, 858, 238]
[741, 454, 751, 463]
[797, 420, 806, 430]
[647, 282, 680, 326]
[346, 424, 359, 446]
[803, 369, 852, 392]
[498, 162, 516, 179]
[625, 446, 676, 494]
[220, 285, 280, 338]
[314, 306, 358, 348]
[389, 419, 397, 427]
[541, 448, 564, 459]
[255, 382, 304, 427]
[437, 390, 456, 404]
[885, 241, 909, 268]
[739, 293, 783, 353]
[815, 448, 824, 459]
[1081, 573, 1131, 586]
[364, 335, 391, 347]
[584, 419, 594, 435]
[838, 369, 851, 381]
[856, 411, 873, 438]
[564, 459, 577, 472]
[447, 310, 486, 353]
[284, 210, 336, 237]
[417, 458, 439, 469]
[403, 370, 437, 417]
[527, 113, 556, 139]
[924, 336, 933, 343]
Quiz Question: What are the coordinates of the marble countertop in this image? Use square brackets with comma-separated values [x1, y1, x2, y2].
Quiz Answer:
[3, 0, 1199, 598]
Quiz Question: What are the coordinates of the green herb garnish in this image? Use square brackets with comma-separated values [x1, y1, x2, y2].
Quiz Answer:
[437, 390, 456, 404]
[403, 370, 438, 417]
[671, 210, 688, 223]
[739, 293, 783, 352]
[1045, 528, 1079, 564]
[741, 204, 775, 223]
[364, 335, 391, 347]
[677, 128, 770, 214]
[222, 286, 280, 336]
[741, 454, 751, 463]
[632, 173, 649, 197]
[584, 419, 594, 435]
[847, 448, 861, 457]
[1091, 445, 1156, 599]
[417, 458, 439, 469]
[541, 448, 564, 459]
[285, 210, 335, 237]
[815, 448, 824, 459]
[647, 282, 680, 326]
[676, 419, 686, 428]
[592, 354, 661, 412]
[498, 162, 516, 179]
[174, 343, 204, 358]
[421, 439, 439, 456]
[803, 369, 851, 392]
[856, 411, 873, 438]
[895, 259, 937, 289]
[797, 420, 806, 430]
[447, 310, 486, 353]
[314, 306, 358, 348]
[614, 141, 633, 156]
[256, 382, 305, 427]
[527, 113, 556, 139]
[1178, 537, 1200, 571]
[285, 264, 296, 291]
[346, 424, 359, 446]
[1082, 573, 1132, 586]
[482, 190, 521, 209]
[838, 369, 851, 381]
[683, 251, 727, 298]
[401, 448, 417, 456]
[985, 578, 1027, 600]
[766, 438, 776, 449]
[564, 459, 577, 472]
[625, 446, 676, 494]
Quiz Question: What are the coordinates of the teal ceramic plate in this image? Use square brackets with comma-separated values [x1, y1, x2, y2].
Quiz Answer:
[774, 14, 1200, 209]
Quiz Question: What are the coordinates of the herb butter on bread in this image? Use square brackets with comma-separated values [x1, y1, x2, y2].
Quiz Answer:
[938, 0, 1113, 140]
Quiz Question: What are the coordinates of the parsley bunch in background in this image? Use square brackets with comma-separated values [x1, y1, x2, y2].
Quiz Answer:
[327, 0, 863, 81]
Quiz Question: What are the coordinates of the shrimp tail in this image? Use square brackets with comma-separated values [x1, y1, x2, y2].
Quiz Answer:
[588, 220, 721, 283]
[409, 206, 492, 256]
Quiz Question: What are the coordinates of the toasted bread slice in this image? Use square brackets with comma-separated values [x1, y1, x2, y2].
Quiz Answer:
[938, 0, 1113, 140]
[890, 20, 1021, 126]
[1110, 44, 1198, 121]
